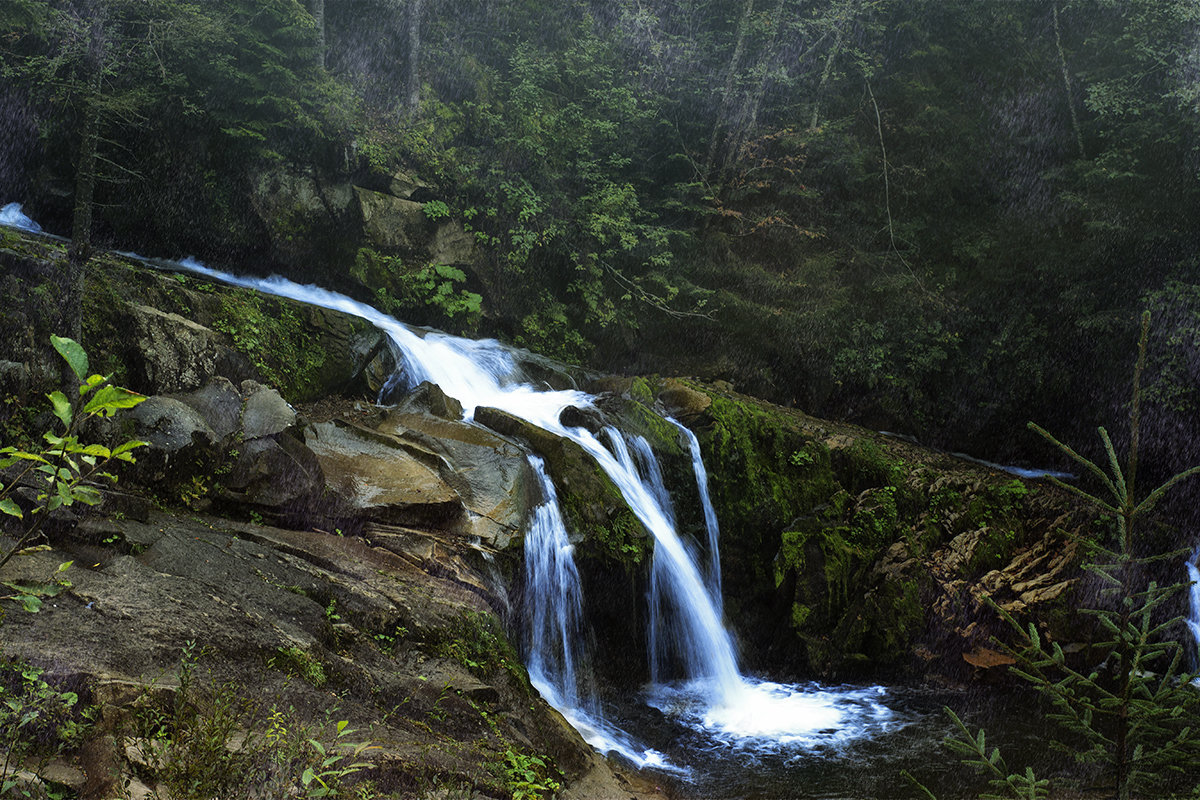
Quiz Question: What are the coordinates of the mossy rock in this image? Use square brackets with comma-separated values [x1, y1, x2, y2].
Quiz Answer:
[473, 407, 649, 567]
[79, 254, 379, 402]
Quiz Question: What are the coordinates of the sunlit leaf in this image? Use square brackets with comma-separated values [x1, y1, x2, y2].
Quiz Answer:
[50, 335, 88, 381]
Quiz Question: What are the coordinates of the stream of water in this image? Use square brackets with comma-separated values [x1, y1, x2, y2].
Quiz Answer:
[4, 205, 907, 790]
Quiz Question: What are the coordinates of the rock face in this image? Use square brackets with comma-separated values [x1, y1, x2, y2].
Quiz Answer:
[641, 378, 1093, 680]
[355, 187, 434, 253]
[129, 304, 255, 394]
[0, 510, 650, 800]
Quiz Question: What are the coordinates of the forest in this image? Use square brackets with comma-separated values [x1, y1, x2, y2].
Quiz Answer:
[2, 0, 1197, 465]
[2, 2, 1200, 797]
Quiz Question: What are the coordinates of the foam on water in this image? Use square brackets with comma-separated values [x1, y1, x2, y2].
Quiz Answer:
[647, 678, 896, 752]
[0, 202, 41, 233]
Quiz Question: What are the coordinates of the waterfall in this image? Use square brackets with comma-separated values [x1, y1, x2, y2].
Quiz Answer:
[523, 455, 669, 768]
[1, 206, 898, 763]
[150, 257, 892, 749]
[670, 418, 723, 607]
[1188, 551, 1200, 669]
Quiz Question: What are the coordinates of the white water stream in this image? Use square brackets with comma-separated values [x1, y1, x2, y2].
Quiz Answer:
[1187, 551, 1200, 669]
[2, 205, 897, 771]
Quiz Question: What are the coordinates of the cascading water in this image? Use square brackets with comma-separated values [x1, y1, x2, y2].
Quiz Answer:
[2, 207, 899, 782]
[1187, 550, 1200, 669]
[669, 418, 723, 607]
[522, 455, 670, 768]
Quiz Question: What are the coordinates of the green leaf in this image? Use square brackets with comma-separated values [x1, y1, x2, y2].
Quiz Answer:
[0, 498, 23, 519]
[83, 385, 146, 417]
[51, 335, 88, 381]
[79, 373, 107, 396]
[71, 486, 102, 505]
[48, 390, 72, 428]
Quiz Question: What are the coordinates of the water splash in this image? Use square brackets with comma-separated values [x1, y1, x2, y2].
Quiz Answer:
[0, 202, 41, 233]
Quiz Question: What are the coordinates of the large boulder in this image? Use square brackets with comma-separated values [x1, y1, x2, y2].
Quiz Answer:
[376, 408, 534, 549]
[129, 304, 254, 394]
[303, 420, 463, 529]
[240, 381, 296, 439]
[250, 165, 355, 268]
[127, 396, 217, 453]
[354, 187, 433, 253]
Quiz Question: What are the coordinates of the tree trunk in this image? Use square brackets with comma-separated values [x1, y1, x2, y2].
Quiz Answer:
[1052, 2, 1085, 159]
[704, 0, 755, 180]
[722, 0, 786, 181]
[405, 0, 424, 113]
[810, 10, 849, 130]
[67, 15, 105, 341]
[308, 0, 326, 69]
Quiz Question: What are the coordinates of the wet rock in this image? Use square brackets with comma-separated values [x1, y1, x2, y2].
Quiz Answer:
[354, 187, 433, 253]
[657, 379, 712, 424]
[391, 381, 463, 421]
[387, 170, 431, 200]
[240, 381, 296, 439]
[428, 219, 477, 266]
[558, 404, 605, 435]
[175, 378, 242, 441]
[129, 304, 253, 394]
[303, 420, 462, 527]
[127, 396, 216, 452]
[223, 434, 323, 509]
[376, 410, 534, 549]
[250, 166, 354, 267]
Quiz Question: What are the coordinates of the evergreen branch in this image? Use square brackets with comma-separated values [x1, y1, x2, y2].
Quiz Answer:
[1028, 422, 1120, 502]
[1133, 465, 1200, 516]
[1097, 426, 1127, 504]
[1042, 474, 1118, 513]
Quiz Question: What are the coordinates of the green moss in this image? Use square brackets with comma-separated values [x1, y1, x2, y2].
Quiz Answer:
[210, 289, 328, 401]
[560, 480, 648, 567]
[841, 439, 905, 492]
[704, 392, 836, 531]
[267, 646, 327, 687]
[430, 611, 530, 689]
[628, 376, 656, 406]
[848, 486, 899, 547]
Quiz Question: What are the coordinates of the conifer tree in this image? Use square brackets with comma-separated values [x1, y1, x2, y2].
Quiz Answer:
[914, 312, 1200, 800]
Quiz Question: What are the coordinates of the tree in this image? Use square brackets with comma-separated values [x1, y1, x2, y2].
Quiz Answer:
[913, 313, 1200, 800]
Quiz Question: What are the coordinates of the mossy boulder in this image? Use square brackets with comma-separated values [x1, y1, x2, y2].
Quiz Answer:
[473, 407, 648, 566]
[671, 381, 1091, 680]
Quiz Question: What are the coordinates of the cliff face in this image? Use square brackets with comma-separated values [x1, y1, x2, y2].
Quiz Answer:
[0, 231, 1100, 797]
[594, 377, 1094, 683]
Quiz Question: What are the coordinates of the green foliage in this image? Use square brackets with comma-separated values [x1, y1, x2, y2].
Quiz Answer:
[268, 646, 328, 689]
[495, 747, 561, 800]
[0, 336, 146, 573]
[210, 290, 327, 400]
[128, 644, 376, 799]
[0, 560, 73, 615]
[905, 708, 1050, 800]
[432, 612, 525, 684]
[355, 248, 483, 328]
[922, 313, 1200, 799]
[0, 655, 96, 799]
